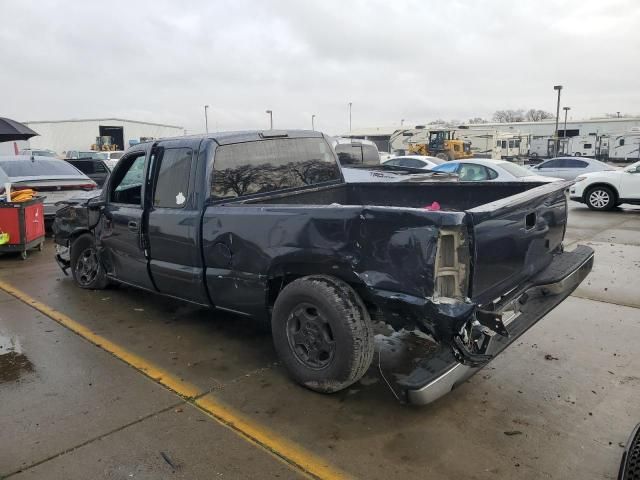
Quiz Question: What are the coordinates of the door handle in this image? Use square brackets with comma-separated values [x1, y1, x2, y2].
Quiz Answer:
[128, 221, 139, 232]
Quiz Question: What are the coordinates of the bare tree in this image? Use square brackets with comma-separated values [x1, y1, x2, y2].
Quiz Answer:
[468, 117, 488, 124]
[525, 109, 554, 121]
[492, 109, 525, 122]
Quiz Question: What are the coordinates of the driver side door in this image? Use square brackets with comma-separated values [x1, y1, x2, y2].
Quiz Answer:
[619, 164, 640, 200]
[99, 147, 155, 290]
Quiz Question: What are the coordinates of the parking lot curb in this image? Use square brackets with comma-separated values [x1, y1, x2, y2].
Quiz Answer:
[0, 279, 351, 480]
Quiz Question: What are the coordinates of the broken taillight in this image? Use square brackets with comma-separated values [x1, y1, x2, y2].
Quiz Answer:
[434, 228, 470, 300]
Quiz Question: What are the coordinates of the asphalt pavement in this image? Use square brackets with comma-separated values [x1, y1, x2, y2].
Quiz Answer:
[0, 201, 639, 479]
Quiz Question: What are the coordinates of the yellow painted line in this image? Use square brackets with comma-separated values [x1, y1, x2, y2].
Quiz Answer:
[0, 280, 350, 480]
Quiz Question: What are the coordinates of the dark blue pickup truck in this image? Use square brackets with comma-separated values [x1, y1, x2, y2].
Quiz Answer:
[53, 130, 593, 404]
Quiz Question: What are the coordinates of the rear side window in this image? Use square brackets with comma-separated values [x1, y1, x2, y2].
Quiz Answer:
[154, 148, 193, 208]
[211, 138, 340, 199]
[361, 145, 380, 165]
[540, 159, 562, 168]
[335, 144, 362, 165]
[566, 159, 588, 168]
[70, 160, 93, 174]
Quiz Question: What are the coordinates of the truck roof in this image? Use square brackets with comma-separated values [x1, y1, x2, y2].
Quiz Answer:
[146, 129, 324, 147]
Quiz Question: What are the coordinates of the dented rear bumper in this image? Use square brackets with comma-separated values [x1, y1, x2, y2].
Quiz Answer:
[406, 245, 594, 405]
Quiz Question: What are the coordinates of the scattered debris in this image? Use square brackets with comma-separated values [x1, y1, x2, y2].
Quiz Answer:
[174, 407, 183, 413]
[544, 354, 559, 361]
[160, 451, 177, 470]
[134, 308, 144, 312]
[504, 430, 523, 436]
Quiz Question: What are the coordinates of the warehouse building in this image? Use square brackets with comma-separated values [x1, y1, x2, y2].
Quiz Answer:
[0, 118, 184, 156]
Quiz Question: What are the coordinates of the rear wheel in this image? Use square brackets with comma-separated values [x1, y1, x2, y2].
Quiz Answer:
[271, 275, 374, 393]
[70, 233, 108, 289]
[574, 152, 582, 157]
[585, 186, 615, 211]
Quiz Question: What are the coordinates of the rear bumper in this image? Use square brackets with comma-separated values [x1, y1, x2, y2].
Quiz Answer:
[407, 245, 594, 405]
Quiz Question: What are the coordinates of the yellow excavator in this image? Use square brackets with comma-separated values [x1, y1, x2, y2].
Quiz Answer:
[400, 128, 473, 161]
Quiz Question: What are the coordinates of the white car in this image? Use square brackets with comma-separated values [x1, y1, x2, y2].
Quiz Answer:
[528, 156, 616, 180]
[570, 160, 640, 210]
[431, 159, 561, 182]
[382, 155, 444, 170]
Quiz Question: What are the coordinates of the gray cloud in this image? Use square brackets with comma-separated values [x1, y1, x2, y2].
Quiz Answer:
[1, 0, 639, 135]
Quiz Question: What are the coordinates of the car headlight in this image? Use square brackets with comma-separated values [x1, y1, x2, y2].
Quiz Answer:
[574, 175, 587, 183]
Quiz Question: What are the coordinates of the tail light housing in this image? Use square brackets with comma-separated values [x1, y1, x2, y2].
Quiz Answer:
[434, 228, 470, 300]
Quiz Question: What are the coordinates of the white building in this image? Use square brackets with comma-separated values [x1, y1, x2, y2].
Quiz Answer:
[0, 118, 184, 155]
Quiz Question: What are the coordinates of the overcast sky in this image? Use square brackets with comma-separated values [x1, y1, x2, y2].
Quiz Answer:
[1, 0, 639, 134]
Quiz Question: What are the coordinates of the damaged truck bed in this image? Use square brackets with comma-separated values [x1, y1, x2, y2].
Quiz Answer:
[53, 130, 594, 404]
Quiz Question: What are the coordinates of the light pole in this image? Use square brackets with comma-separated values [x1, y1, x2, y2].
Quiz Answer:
[553, 85, 563, 155]
[204, 105, 209, 133]
[617, 111, 621, 118]
[348, 102, 352, 132]
[265, 110, 273, 129]
[401, 118, 405, 126]
[563, 106, 570, 138]
[311, 114, 316, 131]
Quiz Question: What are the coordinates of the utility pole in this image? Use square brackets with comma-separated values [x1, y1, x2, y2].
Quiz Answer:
[311, 114, 316, 131]
[553, 85, 563, 156]
[563, 106, 570, 137]
[204, 105, 209, 133]
[401, 119, 405, 126]
[348, 102, 352, 132]
[265, 110, 273, 129]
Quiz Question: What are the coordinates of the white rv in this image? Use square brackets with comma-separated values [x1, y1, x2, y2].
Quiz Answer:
[457, 129, 529, 160]
[607, 129, 640, 162]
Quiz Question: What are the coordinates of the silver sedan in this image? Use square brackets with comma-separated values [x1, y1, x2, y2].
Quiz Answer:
[528, 157, 616, 180]
[431, 159, 561, 182]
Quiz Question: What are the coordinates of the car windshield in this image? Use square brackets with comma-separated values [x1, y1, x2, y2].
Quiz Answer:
[498, 162, 535, 177]
[0, 159, 83, 177]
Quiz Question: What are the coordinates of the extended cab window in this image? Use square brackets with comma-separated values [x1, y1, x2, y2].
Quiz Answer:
[153, 148, 193, 208]
[110, 153, 146, 205]
[211, 138, 340, 199]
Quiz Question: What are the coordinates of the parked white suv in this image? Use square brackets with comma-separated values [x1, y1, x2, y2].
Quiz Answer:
[570, 160, 640, 210]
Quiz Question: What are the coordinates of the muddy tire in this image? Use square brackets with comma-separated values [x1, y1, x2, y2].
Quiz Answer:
[271, 275, 374, 393]
[70, 233, 108, 289]
[585, 185, 615, 211]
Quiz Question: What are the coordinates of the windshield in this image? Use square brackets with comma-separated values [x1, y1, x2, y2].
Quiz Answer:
[0, 159, 84, 177]
[498, 162, 535, 177]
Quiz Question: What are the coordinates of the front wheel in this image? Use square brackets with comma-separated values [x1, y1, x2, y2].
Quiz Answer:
[586, 186, 615, 211]
[435, 152, 451, 161]
[70, 233, 109, 289]
[271, 275, 374, 393]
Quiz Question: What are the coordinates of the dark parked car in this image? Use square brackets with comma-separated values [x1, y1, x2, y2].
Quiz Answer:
[53, 130, 593, 404]
[64, 158, 111, 187]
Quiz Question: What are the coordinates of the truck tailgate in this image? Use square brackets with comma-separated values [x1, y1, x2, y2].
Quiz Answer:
[467, 180, 572, 306]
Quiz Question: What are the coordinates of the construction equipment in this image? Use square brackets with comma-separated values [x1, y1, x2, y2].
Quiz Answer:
[391, 127, 473, 161]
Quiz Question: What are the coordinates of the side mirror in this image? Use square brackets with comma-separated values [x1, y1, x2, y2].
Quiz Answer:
[88, 197, 106, 208]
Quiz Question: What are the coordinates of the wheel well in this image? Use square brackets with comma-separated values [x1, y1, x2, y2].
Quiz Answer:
[583, 183, 619, 202]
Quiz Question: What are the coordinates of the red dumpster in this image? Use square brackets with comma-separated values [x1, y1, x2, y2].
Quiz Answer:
[0, 197, 45, 260]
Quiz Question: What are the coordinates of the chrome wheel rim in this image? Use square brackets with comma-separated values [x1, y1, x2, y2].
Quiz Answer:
[589, 190, 609, 208]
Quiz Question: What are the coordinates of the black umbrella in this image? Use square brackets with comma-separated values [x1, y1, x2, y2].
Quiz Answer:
[0, 117, 39, 142]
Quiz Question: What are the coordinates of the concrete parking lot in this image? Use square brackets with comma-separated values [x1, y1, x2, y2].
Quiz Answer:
[1, 202, 639, 479]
